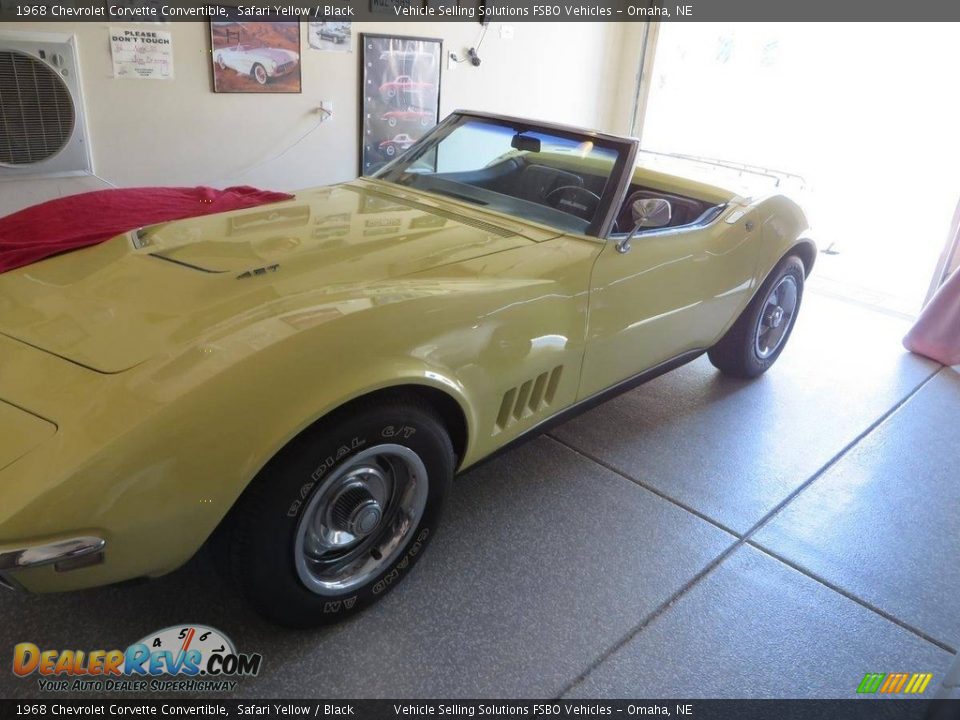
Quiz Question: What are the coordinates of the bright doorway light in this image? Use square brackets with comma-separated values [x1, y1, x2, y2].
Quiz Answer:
[640, 23, 960, 317]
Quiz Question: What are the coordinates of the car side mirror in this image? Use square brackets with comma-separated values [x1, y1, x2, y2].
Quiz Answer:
[631, 198, 672, 229]
[617, 198, 673, 254]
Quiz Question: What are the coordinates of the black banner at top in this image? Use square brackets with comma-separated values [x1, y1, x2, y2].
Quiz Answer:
[2, 0, 960, 22]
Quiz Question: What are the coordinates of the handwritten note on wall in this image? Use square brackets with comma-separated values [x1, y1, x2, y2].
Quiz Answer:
[110, 28, 174, 80]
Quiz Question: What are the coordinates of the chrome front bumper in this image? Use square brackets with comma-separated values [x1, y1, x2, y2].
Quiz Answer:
[0, 536, 106, 591]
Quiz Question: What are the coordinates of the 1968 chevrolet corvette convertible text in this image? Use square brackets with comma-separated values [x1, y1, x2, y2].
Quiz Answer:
[0, 112, 814, 626]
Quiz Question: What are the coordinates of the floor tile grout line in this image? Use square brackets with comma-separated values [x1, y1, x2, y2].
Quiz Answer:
[553, 365, 943, 698]
[745, 541, 958, 655]
[554, 536, 744, 699]
[740, 365, 941, 539]
[544, 434, 742, 539]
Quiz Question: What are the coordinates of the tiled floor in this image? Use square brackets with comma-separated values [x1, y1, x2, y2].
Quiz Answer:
[1, 291, 956, 699]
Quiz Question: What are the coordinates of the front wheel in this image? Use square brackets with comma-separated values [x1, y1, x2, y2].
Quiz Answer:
[251, 63, 268, 85]
[217, 395, 454, 627]
[707, 255, 805, 378]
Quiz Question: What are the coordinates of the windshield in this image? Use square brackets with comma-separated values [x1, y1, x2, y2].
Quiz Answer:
[374, 116, 626, 236]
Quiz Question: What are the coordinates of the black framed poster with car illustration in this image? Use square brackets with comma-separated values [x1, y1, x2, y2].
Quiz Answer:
[360, 33, 442, 176]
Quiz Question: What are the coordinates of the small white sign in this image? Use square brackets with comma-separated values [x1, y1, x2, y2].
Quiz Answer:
[110, 27, 174, 80]
[308, 22, 352, 53]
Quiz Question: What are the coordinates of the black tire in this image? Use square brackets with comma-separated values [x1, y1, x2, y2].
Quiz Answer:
[251, 63, 268, 85]
[216, 394, 454, 627]
[708, 255, 805, 379]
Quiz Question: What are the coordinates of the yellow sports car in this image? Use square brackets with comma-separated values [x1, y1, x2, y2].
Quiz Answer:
[0, 112, 814, 626]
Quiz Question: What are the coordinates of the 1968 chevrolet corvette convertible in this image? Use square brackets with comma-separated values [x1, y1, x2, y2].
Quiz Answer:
[0, 111, 814, 626]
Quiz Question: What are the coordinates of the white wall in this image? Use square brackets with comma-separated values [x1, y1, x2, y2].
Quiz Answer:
[0, 20, 636, 216]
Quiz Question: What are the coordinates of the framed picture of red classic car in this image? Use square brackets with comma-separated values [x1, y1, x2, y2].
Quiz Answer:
[359, 33, 442, 176]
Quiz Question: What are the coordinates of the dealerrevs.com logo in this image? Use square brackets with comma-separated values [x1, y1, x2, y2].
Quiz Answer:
[12, 624, 263, 693]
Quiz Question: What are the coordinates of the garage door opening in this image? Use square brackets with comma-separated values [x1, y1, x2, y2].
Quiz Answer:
[637, 23, 960, 318]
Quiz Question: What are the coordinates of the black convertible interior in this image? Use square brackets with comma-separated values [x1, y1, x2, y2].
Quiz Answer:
[425, 155, 610, 229]
[390, 151, 723, 237]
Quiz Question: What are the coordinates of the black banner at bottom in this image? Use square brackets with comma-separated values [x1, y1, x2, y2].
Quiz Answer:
[1, 699, 957, 720]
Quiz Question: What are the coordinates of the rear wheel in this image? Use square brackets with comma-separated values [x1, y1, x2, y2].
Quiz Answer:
[216, 395, 454, 627]
[708, 255, 805, 378]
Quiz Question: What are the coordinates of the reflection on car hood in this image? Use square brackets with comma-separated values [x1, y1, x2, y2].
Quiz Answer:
[0, 181, 532, 373]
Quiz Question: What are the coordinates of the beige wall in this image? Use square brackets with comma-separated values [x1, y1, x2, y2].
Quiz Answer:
[0, 21, 640, 216]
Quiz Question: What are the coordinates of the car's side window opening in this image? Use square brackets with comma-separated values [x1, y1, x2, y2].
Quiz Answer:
[610, 185, 725, 236]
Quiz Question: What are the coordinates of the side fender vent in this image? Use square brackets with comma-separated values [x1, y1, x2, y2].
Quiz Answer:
[494, 365, 563, 434]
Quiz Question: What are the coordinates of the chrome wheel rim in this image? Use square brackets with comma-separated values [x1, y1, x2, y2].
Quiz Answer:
[755, 275, 799, 359]
[293, 444, 428, 596]
[254, 66, 267, 84]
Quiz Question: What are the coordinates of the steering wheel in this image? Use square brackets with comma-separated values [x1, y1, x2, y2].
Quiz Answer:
[544, 186, 601, 220]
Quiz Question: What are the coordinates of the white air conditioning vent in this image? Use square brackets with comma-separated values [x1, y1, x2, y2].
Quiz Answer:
[0, 31, 91, 179]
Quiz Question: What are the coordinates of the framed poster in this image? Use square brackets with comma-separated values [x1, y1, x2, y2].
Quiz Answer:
[210, 20, 301, 93]
[360, 33, 442, 176]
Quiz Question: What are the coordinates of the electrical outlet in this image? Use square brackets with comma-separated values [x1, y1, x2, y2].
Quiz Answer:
[319, 100, 334, 122]
[447, 51, 457, 70]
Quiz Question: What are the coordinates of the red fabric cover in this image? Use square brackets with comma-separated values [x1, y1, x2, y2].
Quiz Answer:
[0, 185, 294, 274]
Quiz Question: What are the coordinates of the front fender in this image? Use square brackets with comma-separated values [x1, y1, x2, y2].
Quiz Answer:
[756, 194, 813, 279]
[3, 237, 596, 591]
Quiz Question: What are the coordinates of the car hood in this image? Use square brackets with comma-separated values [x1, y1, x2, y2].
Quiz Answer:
[0, 180, 538, 373]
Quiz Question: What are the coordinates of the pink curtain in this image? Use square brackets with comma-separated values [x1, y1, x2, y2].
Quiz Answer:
[904, 267, 960, 366]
